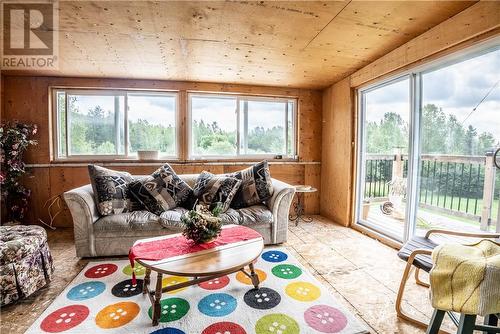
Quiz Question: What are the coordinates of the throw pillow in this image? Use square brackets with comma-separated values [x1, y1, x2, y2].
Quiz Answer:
[193, 171, 241, 212]
[227, 160, 274, 209]
[128, 163, 193, 215]
[88, 165, 138, 216]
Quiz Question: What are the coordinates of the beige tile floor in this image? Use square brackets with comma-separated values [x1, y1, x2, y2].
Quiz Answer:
[1, 217, 446, 334]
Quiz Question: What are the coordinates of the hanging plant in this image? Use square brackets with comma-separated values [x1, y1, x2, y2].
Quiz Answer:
[0, 121, 38, 223]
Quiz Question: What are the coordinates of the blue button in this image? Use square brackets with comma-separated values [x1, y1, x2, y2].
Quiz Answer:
[261, 250, 288, 262]
[150, 328, 185, 334]
[67, 281, 105, 300]
[198, 293, 237, 317]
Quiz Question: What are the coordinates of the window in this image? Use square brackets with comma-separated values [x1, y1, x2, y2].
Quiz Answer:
[189, 94, 296, 158]
[357, 77, 411, 242]
[53, 89, 177, 159]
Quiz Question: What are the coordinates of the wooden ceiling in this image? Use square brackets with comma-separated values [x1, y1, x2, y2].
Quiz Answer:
[3, 1, 478, 88]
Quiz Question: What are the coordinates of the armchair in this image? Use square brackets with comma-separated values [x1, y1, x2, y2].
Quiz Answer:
[396, 229, 500, 329]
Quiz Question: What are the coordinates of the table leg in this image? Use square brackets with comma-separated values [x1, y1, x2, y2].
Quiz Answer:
[152, 272, 163, 326]
[143, 268, 151, 294]
[289, 193, 313, 225]
[249, 263, 260, 289]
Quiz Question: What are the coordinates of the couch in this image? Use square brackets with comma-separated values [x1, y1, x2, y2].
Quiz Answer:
[64, 174, 295, 257]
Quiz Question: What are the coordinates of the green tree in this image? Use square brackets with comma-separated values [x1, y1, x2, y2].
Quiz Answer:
[445, 114, 465, 154]
[366, 112, 408, 154]
[477, 131, 496, 155]
[464, 125, 478, 155]
[421, 104, 447, 154]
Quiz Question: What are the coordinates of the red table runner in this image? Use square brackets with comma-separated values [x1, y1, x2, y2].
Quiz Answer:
[128, 225, 262, 283]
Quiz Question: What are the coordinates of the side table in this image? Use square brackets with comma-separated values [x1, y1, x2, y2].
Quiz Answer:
[289, 185, 317, 226]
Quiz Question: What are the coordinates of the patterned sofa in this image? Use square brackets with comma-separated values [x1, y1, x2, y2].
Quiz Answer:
[64, 174, 295, 257]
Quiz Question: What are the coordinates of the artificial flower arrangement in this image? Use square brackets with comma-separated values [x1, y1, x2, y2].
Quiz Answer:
[0, 121, 38, 223]
[181, 202, 223, 244]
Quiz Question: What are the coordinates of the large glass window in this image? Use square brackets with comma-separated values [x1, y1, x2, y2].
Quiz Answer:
[54, 89, 177, 158]
[358, 77, 411, 241]
[416, 48, 500, 235]
[189, 94, 296, 158]
[356, 45, 500, 243]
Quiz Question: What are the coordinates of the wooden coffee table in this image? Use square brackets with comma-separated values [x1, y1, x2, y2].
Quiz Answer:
[133, 226, 264, 326]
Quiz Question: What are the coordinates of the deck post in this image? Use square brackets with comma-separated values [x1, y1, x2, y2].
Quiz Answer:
[480, 151, 496, 231]
[393, 148, 403, 179]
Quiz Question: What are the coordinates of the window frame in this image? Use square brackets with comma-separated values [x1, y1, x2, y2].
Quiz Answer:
[187, 92, 297, 160]
[51, 87, 179, 161]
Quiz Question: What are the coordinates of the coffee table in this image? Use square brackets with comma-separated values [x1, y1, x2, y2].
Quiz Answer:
[133, 225, 264, 326]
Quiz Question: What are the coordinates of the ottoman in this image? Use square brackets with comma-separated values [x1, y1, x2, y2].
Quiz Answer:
[0, 225, 55, 306]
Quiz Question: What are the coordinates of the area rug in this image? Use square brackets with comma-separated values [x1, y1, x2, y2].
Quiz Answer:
[25, 247, 368, 334]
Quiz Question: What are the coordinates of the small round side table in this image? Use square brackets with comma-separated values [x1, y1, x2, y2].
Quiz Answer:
[289, 185, 317, 226]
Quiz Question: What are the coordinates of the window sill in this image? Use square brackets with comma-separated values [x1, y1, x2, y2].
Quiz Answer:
[50, 157, 301, 164]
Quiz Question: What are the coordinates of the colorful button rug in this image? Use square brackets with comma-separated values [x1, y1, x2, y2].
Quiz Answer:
[26, 248, 368, 334]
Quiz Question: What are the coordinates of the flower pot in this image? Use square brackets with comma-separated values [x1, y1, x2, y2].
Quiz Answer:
[137, 150, 159, 160]
[362, 203, 370, 220]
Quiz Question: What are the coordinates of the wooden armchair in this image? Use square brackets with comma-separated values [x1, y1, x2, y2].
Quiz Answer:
[395, 229, 500, 329]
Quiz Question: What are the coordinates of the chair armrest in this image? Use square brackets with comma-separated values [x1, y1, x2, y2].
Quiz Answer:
[63, 184, 99, 257]
[267, 178, 296, 244]
[425, 229, 500, 239]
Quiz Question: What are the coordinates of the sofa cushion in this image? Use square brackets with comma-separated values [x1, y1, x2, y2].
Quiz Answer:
[0, 225, 47, 265]
[227, 160, 274, 209]
[94, 208, 188, 235]
[220, 205, 273, 226]
[88, 164, 140, 216]
[128, 163, 193, 215]
[94, 205, 272, 238]
[193, 171, 241, 212]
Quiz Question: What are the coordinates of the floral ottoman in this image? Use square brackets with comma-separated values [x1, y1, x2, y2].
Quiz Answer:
[0, 225, 54, 306]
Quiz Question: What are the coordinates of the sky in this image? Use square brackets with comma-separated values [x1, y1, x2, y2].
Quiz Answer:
[191, 96, 289, 132]
[365, 48, 500, 141]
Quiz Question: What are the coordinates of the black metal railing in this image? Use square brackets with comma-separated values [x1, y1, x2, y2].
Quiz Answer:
[364, 153, 499, 222]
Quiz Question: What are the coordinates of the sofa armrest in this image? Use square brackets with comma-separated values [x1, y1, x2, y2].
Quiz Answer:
[63, 184, 99, 257]
[267, 178, 295, 244]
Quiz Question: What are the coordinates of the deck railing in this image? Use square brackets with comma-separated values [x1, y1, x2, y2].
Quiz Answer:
[364, 152, 499, 229]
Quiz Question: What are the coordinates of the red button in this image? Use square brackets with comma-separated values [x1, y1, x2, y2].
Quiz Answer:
[40, 305, 89, 333]
[85, 263, 118, 278]
[202, 321, 247, 334]
[198, 275, 230, 290]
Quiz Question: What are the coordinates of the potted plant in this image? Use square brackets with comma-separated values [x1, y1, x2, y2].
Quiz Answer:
[0, 121, 38, 224]
[181, 203, 223, 244]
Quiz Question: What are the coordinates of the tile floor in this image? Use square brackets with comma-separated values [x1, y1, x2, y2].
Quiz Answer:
[1, 217, 448, 334]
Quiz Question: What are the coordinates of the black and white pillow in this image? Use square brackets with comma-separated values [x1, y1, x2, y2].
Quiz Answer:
[227, 160, 274, 209]
[128, 163, 193, 215]
[88, 165, 140, 216]
[193, 171, 241, 212]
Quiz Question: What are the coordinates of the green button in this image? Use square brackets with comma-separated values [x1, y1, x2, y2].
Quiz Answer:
[122, 263, 146, 277]
[148, 297, 190, 323]
[271, 264, 302, 279]
[255, 314, 299, 334]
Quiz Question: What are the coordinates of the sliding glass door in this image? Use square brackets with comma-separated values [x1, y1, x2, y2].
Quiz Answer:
[357, 77, 411, 242]
[415, 48, 500, 235]
[356, 43, 500, 242]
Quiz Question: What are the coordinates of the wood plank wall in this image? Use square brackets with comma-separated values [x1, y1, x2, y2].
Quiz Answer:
[320, 1, 499, 227]
[320, 78, 353, 227]
[1, 76, 322, 227]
